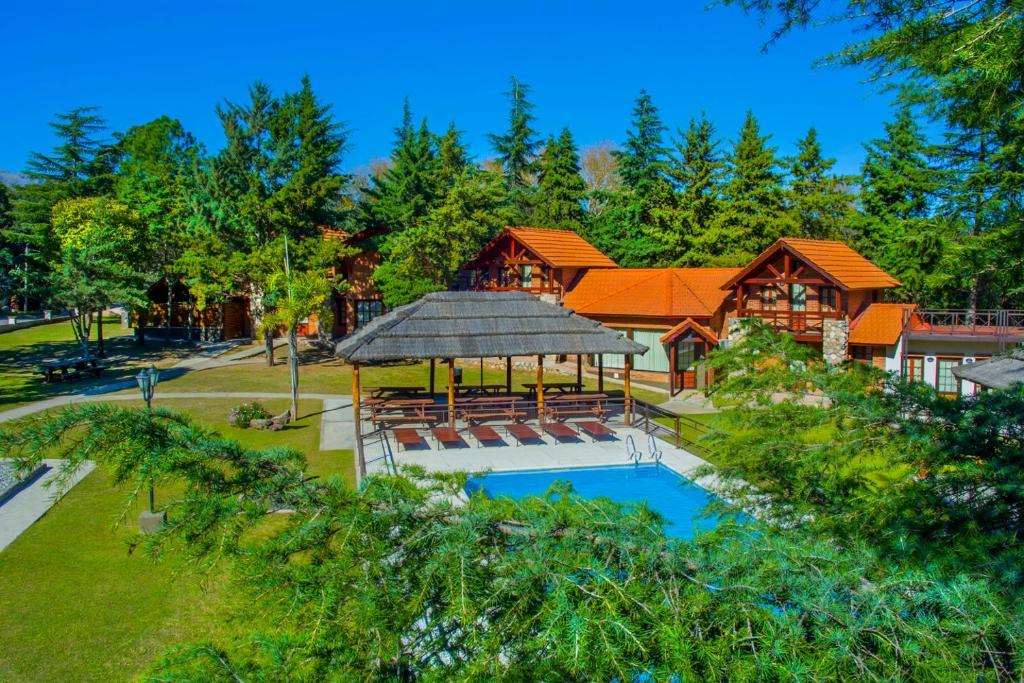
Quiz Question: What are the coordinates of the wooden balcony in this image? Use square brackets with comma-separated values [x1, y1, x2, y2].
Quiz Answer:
[472, 282, 562, 297]
[907, 309, 1024, 346]
[737, 309, 842, 340]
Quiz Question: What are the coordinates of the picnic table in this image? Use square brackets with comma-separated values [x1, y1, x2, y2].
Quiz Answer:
[362, 385, 426, 399]
[39, 357, 106, 383]
[367, 398, 438, 426]
[522, 381, 583, 397]
[456, 383, 507, 397]
[544, 393, 610, 422]
[455, 396, 525, 424]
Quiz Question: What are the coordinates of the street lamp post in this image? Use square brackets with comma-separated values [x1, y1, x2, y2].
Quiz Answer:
[136, 364, 160, 513]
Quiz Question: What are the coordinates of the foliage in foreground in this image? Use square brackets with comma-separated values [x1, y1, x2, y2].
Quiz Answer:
[1, 403, 1021, 681]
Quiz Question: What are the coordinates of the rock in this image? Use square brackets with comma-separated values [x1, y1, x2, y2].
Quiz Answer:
[822, 318, 849, 367]
[227, 408, 242, 427]
[250, 418, 273, 430]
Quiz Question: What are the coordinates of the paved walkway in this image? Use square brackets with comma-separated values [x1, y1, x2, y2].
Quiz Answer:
[320, 398, 355, 451]
[0, 459, 96, 552]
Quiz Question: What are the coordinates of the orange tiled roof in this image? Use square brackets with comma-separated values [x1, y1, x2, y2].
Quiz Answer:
[564, 268, 741, 319]
[848, 303, 917, 346]
[723, 238, 901, 290]
[506, 227, 618, 269]
[660, 318, 720, 344]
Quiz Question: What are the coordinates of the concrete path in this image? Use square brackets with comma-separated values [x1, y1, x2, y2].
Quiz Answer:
[320, 398, 355, 451]
[0, 460, 96, 552]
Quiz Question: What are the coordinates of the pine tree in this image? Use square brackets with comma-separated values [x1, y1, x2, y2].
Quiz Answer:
[786, 128, 852, 240]
[665, 115, 725, 265]
[8, 107, 116, 302]
[488, 76, 540, 220]
[533, 128, 588, 233]
[589, 91, 670, 267]
[432, 122, 469, 194]
[614, 90, 667, 193]
[364, 100, 437, 235]
[853, 106, 941, 299]
[696, 111, 791, 265]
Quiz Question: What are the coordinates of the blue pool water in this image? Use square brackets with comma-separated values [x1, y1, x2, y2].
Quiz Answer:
[465, 464, 725, 540]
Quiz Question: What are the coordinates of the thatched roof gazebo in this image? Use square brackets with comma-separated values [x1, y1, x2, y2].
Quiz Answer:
[335, 291, 648, 478]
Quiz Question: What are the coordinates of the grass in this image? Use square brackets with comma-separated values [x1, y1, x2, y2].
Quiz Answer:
[140, 350, 670, 405]
[0, 317, 198, 412]
[0, 397, 353, 682]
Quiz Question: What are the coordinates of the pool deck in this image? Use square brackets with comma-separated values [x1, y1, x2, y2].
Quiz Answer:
[364, 425, 714, 484]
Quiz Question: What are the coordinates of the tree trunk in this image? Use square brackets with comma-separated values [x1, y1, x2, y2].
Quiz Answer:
[265, 331, 275, 367]
[166, 278, 173, 346]
[97, 309, 105, 358]
[288, 328, 299, 420]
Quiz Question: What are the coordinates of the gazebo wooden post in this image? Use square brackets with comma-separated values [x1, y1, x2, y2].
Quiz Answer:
[669, 342, 677, 395]
[536, 355, 545, 424]
[598, 354, 604, 392]
[429, 358, 436, 398]
[624, 354, 633, 426]
[576, 354, 582, 388]
[352, 363, 365, 482]
[447, 359, 456, 428]
[505, 356, 512, 394]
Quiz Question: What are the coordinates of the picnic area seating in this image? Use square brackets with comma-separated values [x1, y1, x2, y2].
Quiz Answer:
[544, 393, 610, 422]
[543, 422, 579, 443]
[432, 426, 466, 448]
[577, 421, 617, 441]
[505, 423, 542, 446]
[38, 357, 107, 383]
[367, 398, 439, 426]
[522, 381, 583, 397]
[468, 425, 503, 447]
[363, 385, 426, 399]
[456, 384, 507, 397]
[455, 396, 525, 424]
[392, 428, 426, 451]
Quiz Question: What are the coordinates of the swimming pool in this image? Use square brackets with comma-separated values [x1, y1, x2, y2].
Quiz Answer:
[465, 464, 725, 540]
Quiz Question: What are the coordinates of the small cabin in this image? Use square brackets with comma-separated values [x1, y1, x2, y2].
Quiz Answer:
[463, 227, 617, 302]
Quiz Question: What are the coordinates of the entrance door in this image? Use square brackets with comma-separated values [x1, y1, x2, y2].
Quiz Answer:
[674, 341, 702, 390]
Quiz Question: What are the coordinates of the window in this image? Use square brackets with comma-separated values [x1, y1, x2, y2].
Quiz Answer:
[790, 283, 807, 312]
[903, 355, 925, 383]
[355, 300, 384, 328]
[761, 286, 779, 310]
[677, 342, 696, 372]
[519, 264, 533, 288]
[820, 286, 837, 312]
[850, 345, 874, 364]
[936, 357, 961, 396]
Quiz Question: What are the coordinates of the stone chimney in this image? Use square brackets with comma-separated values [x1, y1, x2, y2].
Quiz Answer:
[822, 318, 849, 366]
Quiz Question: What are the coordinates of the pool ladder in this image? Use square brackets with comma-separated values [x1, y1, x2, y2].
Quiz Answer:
[625, 434, 663, 464]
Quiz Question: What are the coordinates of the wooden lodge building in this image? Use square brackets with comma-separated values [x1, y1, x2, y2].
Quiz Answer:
[464, 227, 1023, 396]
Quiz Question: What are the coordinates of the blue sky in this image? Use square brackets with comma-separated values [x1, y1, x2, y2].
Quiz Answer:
[1, 0, 903, 177]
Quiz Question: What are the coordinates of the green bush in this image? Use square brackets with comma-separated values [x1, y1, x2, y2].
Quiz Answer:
[229, 402, 271, 428]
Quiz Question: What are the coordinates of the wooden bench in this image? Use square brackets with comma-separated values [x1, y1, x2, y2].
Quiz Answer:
[543, 422, 578, 443]
[39, 357, 106, 383]
[577, 421, 617, 441]
[432, 427, 465, 449]
[505, 423, 542, 446]
[457, 384, 507, 397]
[456, 397, 525, 424]
[392, 428, 425, 451]
[522, 381, 583, 397]
[468, 425, 503, 447]
[363, 385, 426, 399]
[544, 394, 610, 422]
[368, 399, 439, 426]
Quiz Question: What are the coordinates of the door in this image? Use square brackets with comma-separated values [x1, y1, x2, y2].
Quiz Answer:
[674, 341, 703, 390]
[935, 357, 962, 397]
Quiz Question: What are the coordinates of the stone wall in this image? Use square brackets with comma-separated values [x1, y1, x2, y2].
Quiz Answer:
[822, 318, 849, 366]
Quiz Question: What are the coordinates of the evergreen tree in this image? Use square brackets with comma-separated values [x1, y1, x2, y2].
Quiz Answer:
[364, 100, 437, 235]
[853, 106, 941, 299]
[0, 183, 18, 307]
[8, 107, 116, 302]
[431, 122, 469, 195]
[696, 111, 791, 265]
[615, 90, 667, 192]
[786, 127, 852, 240]
[590, 90, 671, 267]
[374, 168, 512, 306]
[533, 128, 587, 233]
[665, 115, 725, 265]
[488, 76, 539, 220]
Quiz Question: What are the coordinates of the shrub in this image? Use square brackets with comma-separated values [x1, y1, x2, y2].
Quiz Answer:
[228, 402, 271, 428]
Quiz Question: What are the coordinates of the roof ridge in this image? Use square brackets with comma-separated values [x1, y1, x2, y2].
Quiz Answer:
[671, 269, 714, 315]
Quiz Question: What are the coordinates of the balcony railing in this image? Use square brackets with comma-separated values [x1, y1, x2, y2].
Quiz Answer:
[905, 309, 1024, 342]
[737, 309, 841, 337]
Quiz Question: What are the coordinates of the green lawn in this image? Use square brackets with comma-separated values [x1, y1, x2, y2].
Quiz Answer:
[143, 354, 670, 405]
[0, 318, 197, 412]
[0, 397, 353, 682]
